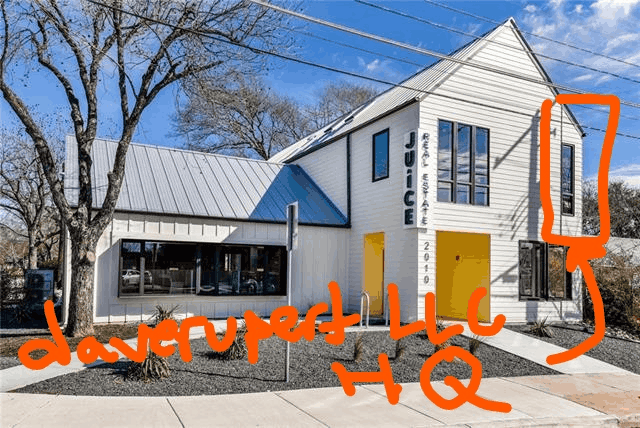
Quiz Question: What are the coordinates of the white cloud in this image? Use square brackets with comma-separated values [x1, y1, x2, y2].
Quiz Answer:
[572, 73, 595, 82]
[466, 22, 483, 35]
[595, 74, 614, 85]
[575, 4, 584, 13]
[585, 164, 640, 188]
[591, 0, 640, 20]
[525, 4, 537, 13]
[609, 164, 640, 188]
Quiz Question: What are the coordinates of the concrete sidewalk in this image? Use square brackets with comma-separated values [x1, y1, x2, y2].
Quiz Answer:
[455, 322, 630, 374]
[2, 373, 639, 427]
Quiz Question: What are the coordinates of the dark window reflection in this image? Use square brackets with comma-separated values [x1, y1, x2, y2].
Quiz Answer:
[120, 240, 286, 297]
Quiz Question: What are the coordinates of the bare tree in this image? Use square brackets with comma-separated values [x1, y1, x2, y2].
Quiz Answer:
[583, 180, 640, 239]
[176, 74, 308, 159]
[0, 0, 294, 336]
[0, 132, 62, 270]
[175, 78, 380, 159]
[304, 80, 378, 131]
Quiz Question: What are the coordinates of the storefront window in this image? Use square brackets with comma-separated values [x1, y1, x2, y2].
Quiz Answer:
[119, 240, 286, 297]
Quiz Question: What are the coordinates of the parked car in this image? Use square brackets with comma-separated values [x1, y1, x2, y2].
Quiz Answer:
[121, 269, 152, 286]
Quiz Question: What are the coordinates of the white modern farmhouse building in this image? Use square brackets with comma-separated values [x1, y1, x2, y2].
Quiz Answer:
[62, 18, 584, 325]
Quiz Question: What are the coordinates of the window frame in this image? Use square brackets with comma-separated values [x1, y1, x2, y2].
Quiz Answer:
[118, 239, 288, 298]
[561, 143, 575, 216]
[372, 128, 390, 182]
[518, 240, 573, 301]
[437, 119, 490, 206]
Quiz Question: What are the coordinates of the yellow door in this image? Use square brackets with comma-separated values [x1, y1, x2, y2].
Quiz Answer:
[436, 231, 490, 322]
[363, 233, 385, 316]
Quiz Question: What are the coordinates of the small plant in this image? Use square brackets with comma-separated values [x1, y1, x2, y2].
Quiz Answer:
[469, 334, 484, 356]
[394, 338, 406, 360]
[150, 304, 179, 326]
[127, 350, 170, 382]
[353, 332, 365, 362]
[529, 317, 553, 338]
[128, 305, 179, 382]
[433, 317, 451, 353]
[216, 321, 248, 360]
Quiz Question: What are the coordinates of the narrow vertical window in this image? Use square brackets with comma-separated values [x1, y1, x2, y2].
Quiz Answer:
[456, 124, 471, 204]
[372, 129, 389, 182]
[561, 144, 574, 215]
[475, 127, 489, 206]
[437, 121, 453, 202]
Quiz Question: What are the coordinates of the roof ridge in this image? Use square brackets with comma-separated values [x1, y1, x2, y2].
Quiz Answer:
[271, 19, 507, 163]
[66, 135, 287, 166]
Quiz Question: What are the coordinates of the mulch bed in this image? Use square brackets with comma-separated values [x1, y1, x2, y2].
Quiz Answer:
[13, 331, 558, 396]
[507, 324, 640, 375]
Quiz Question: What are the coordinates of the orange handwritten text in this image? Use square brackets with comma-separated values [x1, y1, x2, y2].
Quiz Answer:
[20, 95, 618, 412]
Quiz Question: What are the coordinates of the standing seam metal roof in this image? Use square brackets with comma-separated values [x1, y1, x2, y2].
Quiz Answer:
[64, 136, 348, 226]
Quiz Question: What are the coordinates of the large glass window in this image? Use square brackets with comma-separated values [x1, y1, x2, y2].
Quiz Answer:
[518, 241, 572, 300]
[119, 240, 286, 297]
[437, 120, 489, 206]
[372, 129, 389, 182]
[561, 144, 575, 215]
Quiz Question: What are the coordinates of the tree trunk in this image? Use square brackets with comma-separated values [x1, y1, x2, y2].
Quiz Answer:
[65, 230, 96, 337]
[27, 229, 38, 270]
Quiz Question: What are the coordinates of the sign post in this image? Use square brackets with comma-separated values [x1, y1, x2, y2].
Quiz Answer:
[285, 201, 298, 382]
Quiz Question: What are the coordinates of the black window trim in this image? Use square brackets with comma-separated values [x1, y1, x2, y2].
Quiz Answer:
[518, 240, 573, 302]
[372, 128, 390, 182]
[437, 119, 490, 206]
[118, 239, 288, 298]
[561, 143, 575, 216]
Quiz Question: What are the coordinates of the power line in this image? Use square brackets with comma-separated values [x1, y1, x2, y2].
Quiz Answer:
[423, 0, 640, 71]
[249, 0, 640, 110]
[292, 27, 640, 123]
[357, 0, 640, 86]
[84, 0, 640, 142]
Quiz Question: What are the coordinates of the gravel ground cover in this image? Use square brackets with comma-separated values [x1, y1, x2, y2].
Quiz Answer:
[0, 356, 21, 370]
[507, 324, 640, 374]
[0, 323, 142, 359]
[14, 331, 558, 396]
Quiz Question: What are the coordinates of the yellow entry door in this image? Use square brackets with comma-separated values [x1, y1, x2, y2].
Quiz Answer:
[436, 231, 490, 322]
[363, 233, 385, 316]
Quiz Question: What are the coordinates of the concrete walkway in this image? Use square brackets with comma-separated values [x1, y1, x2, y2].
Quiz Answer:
[2, 372, 639, 427]
[454, 322, 630, 374]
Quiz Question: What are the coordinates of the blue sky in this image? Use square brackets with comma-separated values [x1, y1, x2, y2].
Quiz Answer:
[2, 0, 639, 185]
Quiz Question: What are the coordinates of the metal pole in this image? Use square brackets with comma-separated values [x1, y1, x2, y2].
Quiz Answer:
[286, 247, 292, 382]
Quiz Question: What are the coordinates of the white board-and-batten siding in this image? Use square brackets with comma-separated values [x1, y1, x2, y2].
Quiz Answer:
[83, 213, 348, 323]
[292, 104, 422, 321]
[419, 22, 583, 323]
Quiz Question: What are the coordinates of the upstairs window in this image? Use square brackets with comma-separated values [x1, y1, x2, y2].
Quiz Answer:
[372, 129, 389, 182]
[561, 144, 575, 215]
[437, 120, 489, 206]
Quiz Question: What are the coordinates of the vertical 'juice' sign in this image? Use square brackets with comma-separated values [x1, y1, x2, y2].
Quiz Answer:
[540, 94, 620, 365]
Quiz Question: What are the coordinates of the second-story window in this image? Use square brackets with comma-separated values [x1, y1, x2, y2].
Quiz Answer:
[437, 120, 489, 206]
[561, 144, 574, 215]
[372, 129, 389, 182]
